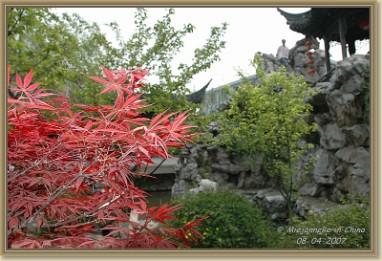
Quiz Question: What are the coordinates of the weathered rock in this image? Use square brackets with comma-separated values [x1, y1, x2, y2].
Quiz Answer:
[294, 196, 339, 218]
[342, 124, 369, 147]
[190, 145, 209, 166]
[176, 162, 199, 180]
[210, 172, 229, 187]
[265, 194, 286, 210]
[331, 55, 369, 89]
[298, 182, 321, 197]
[296, 45, 309, 53]
[342, 74, 365, 94]
[172, 179, 191, 198]
[318, 122, 346, 150]
[314, 113, 331, 126]
[288, 37, 327, 83]
[214, 146, 230, 160]
[211, 162, 241, 175]
[189, 179, 217, 194]
[311, 82, 332, 110]
[261, 53, 277, 73]
[238, 171, 268, 189]
[335, 146, 369, 164]
[326, 90, 361, 127]
[237, 189, 287, 219]
[254, 188, 276, 199]
[172, 150, 202, 197]
[331, 59, 353, 87]
[312, 149, 339, 184]
[262, 193, 288, 220]
[199, 179, 217, 190]
[349, 163, 370, 198]
[309, 54, 370, 202]
[292, 52, 307, 75]
[314, 49, 328, 77]
[335, 146, 370, 198]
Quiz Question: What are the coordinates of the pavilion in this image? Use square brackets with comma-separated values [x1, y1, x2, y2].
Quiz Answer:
[278, 8, 369, 71]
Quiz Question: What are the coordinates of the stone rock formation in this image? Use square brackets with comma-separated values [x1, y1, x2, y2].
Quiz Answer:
[261, 37, 328, 83]
[171, 149, 201, 198]
[172, 38, 370, 219]
[303, 54, 370, 202]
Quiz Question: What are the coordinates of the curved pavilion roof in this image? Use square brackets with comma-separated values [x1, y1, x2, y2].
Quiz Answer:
[277, 8, 369, 43]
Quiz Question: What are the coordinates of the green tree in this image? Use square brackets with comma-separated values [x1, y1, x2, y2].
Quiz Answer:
[7, 7, 121, 106]
[216, 54, 317, 218]
[7, 7, 227, 115]
[116, 8, 227, 115]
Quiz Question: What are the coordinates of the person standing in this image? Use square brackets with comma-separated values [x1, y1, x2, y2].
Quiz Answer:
[276, 39, 289, 68]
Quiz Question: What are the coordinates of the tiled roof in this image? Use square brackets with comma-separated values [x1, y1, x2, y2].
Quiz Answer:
[278, 8, 369, 42]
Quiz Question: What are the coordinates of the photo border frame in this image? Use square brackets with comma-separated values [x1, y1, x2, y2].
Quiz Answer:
[0, 0, 380, 259]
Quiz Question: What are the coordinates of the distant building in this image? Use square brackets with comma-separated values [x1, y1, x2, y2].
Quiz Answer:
[201, 74, 257, 115]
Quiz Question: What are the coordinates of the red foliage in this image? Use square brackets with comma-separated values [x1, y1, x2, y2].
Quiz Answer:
[7, 66, 205, 249]
[304, 41, 312, 47]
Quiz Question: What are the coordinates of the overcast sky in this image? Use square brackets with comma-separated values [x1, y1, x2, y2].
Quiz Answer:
[52, 7, 369, 92]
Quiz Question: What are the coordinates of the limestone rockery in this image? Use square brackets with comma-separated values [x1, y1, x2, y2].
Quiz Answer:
[171, 38, 370, 219]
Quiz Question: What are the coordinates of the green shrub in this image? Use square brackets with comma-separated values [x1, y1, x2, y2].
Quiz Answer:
[170, 189, 279, 248]
[215, 56, 317, 218]
[280, 203, 370, 249]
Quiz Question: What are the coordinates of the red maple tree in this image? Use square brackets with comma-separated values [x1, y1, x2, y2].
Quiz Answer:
[7, 65, 205, 249]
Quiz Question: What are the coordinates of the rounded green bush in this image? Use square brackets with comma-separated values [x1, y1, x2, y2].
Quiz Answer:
[170, 189, 278, 248]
